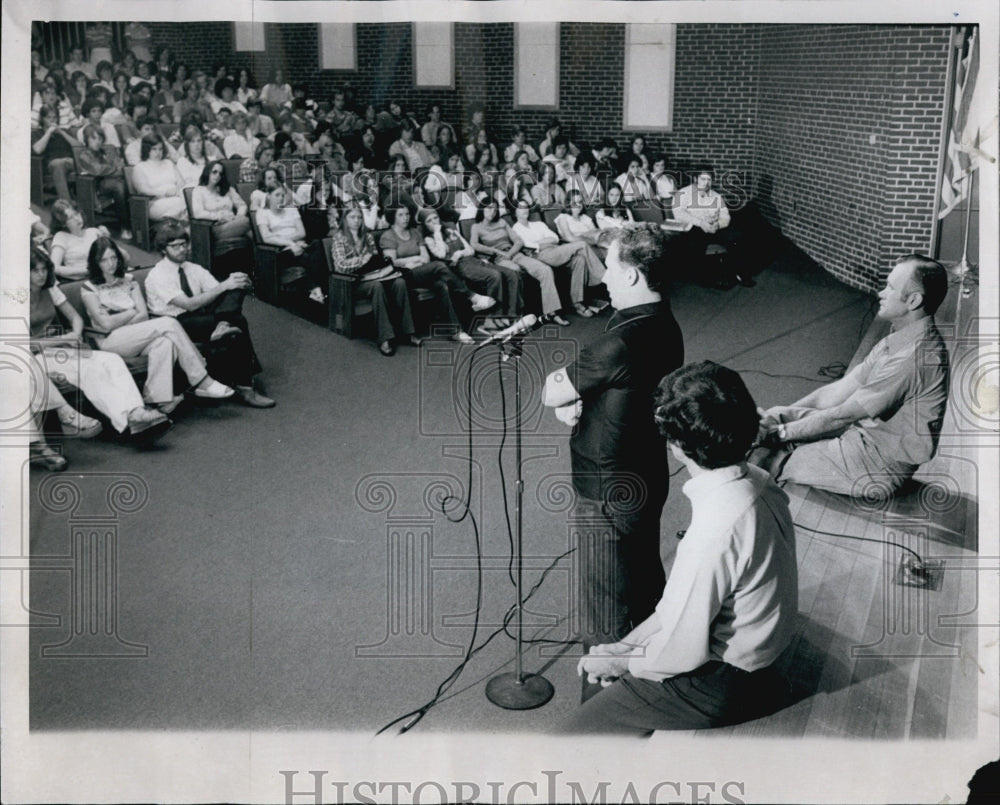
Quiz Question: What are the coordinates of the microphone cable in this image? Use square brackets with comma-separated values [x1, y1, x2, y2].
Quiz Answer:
[792, 520, 923, 564]
[376, 338, 575, 735]
[375, 338, 484, 736]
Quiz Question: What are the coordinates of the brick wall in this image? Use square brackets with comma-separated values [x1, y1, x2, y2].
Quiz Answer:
[138, 21, 953, 292]
[753, 24, 951, 291]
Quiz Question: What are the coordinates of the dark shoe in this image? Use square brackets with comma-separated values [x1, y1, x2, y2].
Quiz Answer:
[711, 276, 737, 290]
[156, 394, 185, 415]
[30, 442, 68, 472]
[405, 335, 423, 347]
[735, 273, 756, 287]
[378, 340, 396, 356]
[235, 386, 276, 408]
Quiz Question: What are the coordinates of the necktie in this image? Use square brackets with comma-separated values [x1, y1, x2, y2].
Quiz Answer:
[178, 265, 193, 297]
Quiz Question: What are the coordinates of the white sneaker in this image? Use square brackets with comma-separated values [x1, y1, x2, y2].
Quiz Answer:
[452, 331, 475, 344]
[469, 294, 496, 312]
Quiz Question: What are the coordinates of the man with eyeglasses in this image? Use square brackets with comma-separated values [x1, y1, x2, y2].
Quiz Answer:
[144, 220, 275, 408]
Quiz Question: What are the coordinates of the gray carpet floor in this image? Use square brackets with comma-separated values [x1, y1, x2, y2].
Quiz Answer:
[26, 245, 875, 734]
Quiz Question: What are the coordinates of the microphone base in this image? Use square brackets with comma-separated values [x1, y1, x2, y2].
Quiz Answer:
[485, 671, 554, 710]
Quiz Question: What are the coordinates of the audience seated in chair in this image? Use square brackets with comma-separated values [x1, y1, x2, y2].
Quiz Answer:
[379, 204, 488, 344]
[190, 159, 253, 277]
[254, 185, 329, 304]
[143, 220, 274, 408]
[671, 169, 754, 289]
[329, 205, 421, 356]
[80, 236, 234, 414]
[469, 200, 569, 326]
[130, 133, 188, 223]
[595, 184, 635, 231]
[420, 207, 517, 327]
[555, 191, 609, 263]
[75, 123, 132, 241]
[32, 104, 79, 202]
[511, 199, 604, 320]
[49, 199, 113, 281]
[29, 246, 172, 444]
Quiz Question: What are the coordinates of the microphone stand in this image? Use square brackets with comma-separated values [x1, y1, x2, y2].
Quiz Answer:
[484, 332, 555, 710]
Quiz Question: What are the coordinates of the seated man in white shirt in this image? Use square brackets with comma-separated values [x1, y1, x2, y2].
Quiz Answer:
[562, 361, 798, 735]
[144, 220, 275, 408]
[388, 119, 435, 172]
[673, 169, 753, 288]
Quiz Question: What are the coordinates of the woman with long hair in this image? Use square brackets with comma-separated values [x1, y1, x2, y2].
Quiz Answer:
[530, 160, 567, 209]
[255, 185, 329, 304]
[554, 191, 605, 255]
[29, 246, 171, 442]
[595, 183, 635, 231]
[170, 62, 189, 95]
[111, 71, 131, 113]
[80, 237, 233, 413]
[421, 207, 516, 323]
[235, 67, 258, 106]
[379, 204, 488, 343]
[49, 199, 112, 280]
[191, 160, 253, 276]
[131, 133, 188, 222]
[250, 164, 285, 212]
[175, 124, 210, 188]
[330, 205, 420, 356]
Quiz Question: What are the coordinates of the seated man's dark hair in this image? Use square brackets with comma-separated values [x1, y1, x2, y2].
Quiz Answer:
[154, 219, 190, 252]
[654, 361, 761, 470]
[899, 254, 949, 315]
[614, 223, 671, 294]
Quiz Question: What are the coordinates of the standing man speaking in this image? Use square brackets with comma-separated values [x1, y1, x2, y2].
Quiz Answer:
[542, 225, 684, 650]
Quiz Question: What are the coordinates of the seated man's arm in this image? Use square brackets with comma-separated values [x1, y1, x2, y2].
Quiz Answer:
[788, 369, 863, 411]
[780, 397, 869, 442]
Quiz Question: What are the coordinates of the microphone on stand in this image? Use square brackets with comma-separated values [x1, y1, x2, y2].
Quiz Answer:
[478, 312, 560, 346]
